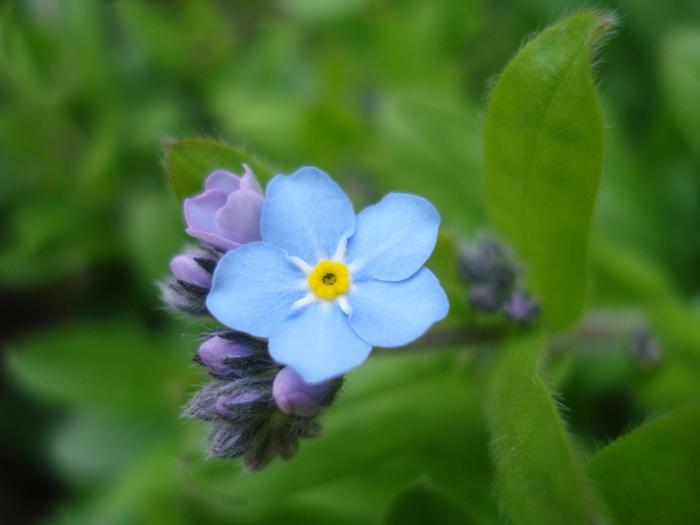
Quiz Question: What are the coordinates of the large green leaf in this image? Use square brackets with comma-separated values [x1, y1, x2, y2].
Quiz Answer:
[482, 13, 614, 330]
[641, 299, 700, 410]
[650, 299, 700, 372]
[660, 29, 700, 156]
[377, 100, 485, 235]
[588, 404, 700, 525]
[165, 138, 275, 202]
[589, 236, 674, 305]
[384, 479, 474, 525]
[8, 319, 193, 416]
[487, 331, 599, 525]
[52, 410, 180, 486]
[48, 436, 187, 525]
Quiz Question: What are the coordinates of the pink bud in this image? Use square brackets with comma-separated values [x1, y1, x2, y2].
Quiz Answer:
[169, 254, 212, 288]
[198, 336, 253, 376]
[215, 391, 261, 417]
[273, 366, 331, 417]
[503, 290, 539, 324]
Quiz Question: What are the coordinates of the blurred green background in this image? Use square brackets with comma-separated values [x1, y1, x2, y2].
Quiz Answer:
[1, 1, 699, 524]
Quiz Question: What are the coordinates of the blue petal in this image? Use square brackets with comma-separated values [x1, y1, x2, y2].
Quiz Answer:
[345, 193, 440, 281]
[269, 301, 372, 383]
[261, 167, 355, 264]
[206, 243, 307, 338]
[347, 267, 449, 347]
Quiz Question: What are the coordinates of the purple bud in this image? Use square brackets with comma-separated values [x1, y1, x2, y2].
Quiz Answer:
[160, 277, 207, 316]
[183, 166, 264, 252]
[215, 391, 261, 417]
[469, 283, 501, 313]
[198, 336, 253, 376]
[273, 366, 331, 417]
[458, 238, 516, 292]
[503, 290, 539, 324]
[477, 238, 504, 262]
[488, 263, 516, 291]
[631, 328, 661, 365]
[208, 422, 243, 457]
[169, 254, 213, 288]
[458, 246, 488, 283]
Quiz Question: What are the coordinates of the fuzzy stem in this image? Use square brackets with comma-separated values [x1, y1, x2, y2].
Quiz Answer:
[373, 326, 505, 355]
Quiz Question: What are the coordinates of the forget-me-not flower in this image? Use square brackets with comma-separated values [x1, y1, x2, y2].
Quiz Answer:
[184, 166, 264, 252]
[207, 167, 449, 384]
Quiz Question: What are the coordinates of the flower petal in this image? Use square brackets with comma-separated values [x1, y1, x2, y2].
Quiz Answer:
[204, 170, 242, 193]
[345, 193, 440, 281]
[214, 189, 264, 245]
[184, 189, 229, 233]
[207, 243, 307, 338]
[347, 267, 449, 347]
[185, 229, 240, 252]
[261, 167, 355, 263]
[240, 164, 263, 194]
[269, 301, 372, 383]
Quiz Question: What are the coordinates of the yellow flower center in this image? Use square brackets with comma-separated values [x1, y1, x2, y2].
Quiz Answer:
[308, 260, 350, 299]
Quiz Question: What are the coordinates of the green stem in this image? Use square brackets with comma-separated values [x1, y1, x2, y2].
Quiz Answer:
[373, 326, 505, 354]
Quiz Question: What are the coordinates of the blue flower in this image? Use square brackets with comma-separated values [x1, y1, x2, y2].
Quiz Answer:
[206, 167, 449, 383]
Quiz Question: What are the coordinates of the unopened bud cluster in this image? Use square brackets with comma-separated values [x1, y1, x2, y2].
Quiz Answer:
[459, 238, 538, 324]
[160, 244, 221, 316]
[185, 330, 343, 471]
[161, 243, 343, 471]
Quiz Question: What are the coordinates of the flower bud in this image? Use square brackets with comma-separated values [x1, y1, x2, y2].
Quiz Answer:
[477, 238, 504, 264]
[468, 283, 502, 313]
[159, 277, 208, 316]
[197, 335, 253, 376]
[503, 290, 539, 324]
[216, 391, 263, 418]
[160, 244, 221, 317]
[170, 253, 213, 289]
[186, 377, 273, 423]
[184, 337, 344, 471]
[631, 328, 661, 366]
[459, 238, 515, 293]
[488, 263, 516, 291]
[273, 366, 332, 417]
[196, 330, 275, 378]
[184, 166, 264, 252]
[458, 245, 489, 283]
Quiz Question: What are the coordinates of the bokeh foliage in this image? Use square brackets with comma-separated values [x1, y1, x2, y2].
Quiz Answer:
[1, 1, 700, 524]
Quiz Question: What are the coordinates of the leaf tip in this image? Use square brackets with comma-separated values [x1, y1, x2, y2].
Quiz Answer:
[588, 10, 620, 52]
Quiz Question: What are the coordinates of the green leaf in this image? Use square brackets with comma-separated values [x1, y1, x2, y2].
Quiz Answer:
[377, 100, 486, 235]
[52, 411, 180, 486]
[279, 0, 374, 22]
[660, 29, 700, 156]
[588, 404, 700, 525]
[384, 479, 474, 525]
[8, 319, 193, 416]
[650, 299, 700, 372]
[49, 436, 187, 525]
[482, 13, 615, 330]
[589, 236, 674, 305]
[641, 299, 700, 410]
[165, 138, 275, 202]
[487, 331, 599, 525]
